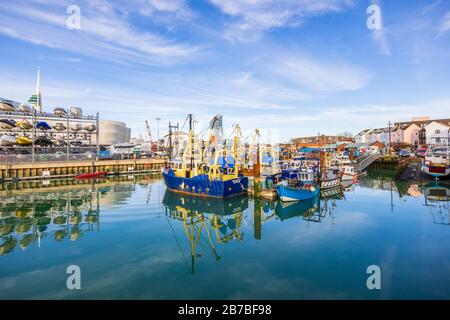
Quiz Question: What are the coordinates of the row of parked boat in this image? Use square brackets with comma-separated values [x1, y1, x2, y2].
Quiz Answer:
[1, 99, 83, 118]
[0, 134, 85, 147]
[0, 119, 96, 132]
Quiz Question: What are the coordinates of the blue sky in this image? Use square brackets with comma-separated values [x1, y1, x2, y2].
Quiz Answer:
[0, 0, 450, 142]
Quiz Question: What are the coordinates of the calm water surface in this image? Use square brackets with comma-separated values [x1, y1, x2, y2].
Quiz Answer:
[0, 172, 449, 299]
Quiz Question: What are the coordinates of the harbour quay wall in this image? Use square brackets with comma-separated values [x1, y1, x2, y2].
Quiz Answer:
[0, 158, 165, 182]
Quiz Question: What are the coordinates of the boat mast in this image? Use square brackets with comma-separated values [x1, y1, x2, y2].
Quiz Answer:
[233, 124, 242, 177]
[188, 114, 194, 171]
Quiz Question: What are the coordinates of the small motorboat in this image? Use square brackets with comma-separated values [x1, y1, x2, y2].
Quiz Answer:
[36, 121, 52, 130]
[84, 124, 96, 132]
[70, 140, 83, 147]
[276, 181, 320, 202]
[16, 136, 32, 146]
[35, 136, 53, 146]
[18, 103, 33, 113]
[54, 123, 66, 131]
[16, 119, 33, 130]
[71, 123, 82, 131]
[70, 107, 82, 118]
[0, 119, 16, 129]
[0, 100, 17, 112]
[75, 171, 107, 180]
[0, 135, 16, 146]
[54, 107, 67, 117]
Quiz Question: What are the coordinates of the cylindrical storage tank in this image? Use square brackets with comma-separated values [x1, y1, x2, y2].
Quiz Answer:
[93, 120, 131, 146]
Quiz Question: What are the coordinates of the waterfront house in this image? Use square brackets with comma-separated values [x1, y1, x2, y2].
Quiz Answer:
[355, 129, 373, 144]
[399, 123, 420, 146]
[424, 121, 450, 145]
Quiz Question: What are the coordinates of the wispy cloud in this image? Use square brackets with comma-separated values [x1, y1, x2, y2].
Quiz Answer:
[265, 55, 371, 92]
[208, 0, 355, 41]
[440, 11, 450, 33]
[0, 0, 202, 65]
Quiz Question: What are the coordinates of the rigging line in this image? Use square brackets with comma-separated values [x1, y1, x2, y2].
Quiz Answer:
[159, 203, 190, 272]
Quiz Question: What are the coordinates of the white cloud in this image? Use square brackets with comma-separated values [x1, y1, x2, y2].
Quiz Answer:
[440, 11, 450, 33]
[208, 0, 355, 41]
[0, 0, 201, 65]
[267, 55, 371, 92]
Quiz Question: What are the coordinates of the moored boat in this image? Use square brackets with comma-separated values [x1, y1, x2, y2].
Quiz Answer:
[162, 115, 248, 198]
[0, 135, 16, 146]
[84, 124, 96, 132]
[36, 121, 51, 130]
[35, 136, 53, 146]
[18, 103, 33, 113]
[54, 123, 66, 131]
[16, 136, 32, 146]
[276, 181, 319, 202]
[341, 164, 359, 181]
[421, 146, 450, 180]
[75, 171, 107, 179]
[71, 123, 82, 131]
[320, 168, 342, 189]
[0, 100, 16, 112]
[0, 119, 16, 129]
[16, 119, 33, 130]
[54, 107, 67, 117]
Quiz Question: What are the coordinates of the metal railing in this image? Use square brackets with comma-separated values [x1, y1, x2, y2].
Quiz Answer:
[0, 153, 95, 164]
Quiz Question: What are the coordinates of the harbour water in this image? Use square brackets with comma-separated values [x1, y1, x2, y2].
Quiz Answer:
[0, 172, 449, 299]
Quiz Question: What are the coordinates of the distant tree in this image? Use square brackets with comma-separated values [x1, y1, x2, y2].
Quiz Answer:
[337, 131, 353, 138]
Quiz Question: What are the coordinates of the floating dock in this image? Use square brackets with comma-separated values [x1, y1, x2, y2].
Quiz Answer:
[0, 158, 165, 182]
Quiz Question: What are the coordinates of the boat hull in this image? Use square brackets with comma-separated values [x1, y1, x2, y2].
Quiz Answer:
[320, 176, 342, 189]
[276, 184, 319, 202]
[0, 102, 16, 112]
[421, 163, 450, 179]
[162, 171, 248, 198]
[75, 172, 107, 179]
[341, 173, 359, 181]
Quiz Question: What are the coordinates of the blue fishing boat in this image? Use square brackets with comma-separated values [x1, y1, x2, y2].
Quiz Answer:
[276, 181, 319, 202]
[162, 114, 248, 199]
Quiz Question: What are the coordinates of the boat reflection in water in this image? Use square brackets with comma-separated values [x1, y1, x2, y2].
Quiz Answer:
[423, 182, 450, 226]
[162, 190, 248, 274]
[0, 188, 100, 255]
[0, 175, 147, 256]
[275, 186, 344, 224]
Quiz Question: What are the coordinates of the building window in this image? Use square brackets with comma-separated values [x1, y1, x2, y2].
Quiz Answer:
[435, 130, 440, 134]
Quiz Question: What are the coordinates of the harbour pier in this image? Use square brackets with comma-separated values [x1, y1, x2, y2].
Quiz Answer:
[0, 158, 165, 182]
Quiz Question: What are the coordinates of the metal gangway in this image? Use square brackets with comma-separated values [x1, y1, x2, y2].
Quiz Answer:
[354, 153, 379, 173]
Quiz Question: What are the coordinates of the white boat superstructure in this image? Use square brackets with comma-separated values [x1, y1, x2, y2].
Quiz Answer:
[341, 164, 359, 181]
